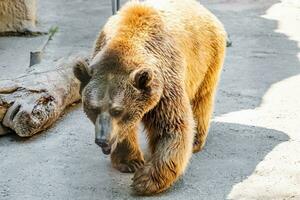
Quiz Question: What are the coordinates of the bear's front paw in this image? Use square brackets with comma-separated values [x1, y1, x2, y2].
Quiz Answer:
[131, 164, 170, 195]
[113, 158, 144, 173]
[111, 142, 145, 173]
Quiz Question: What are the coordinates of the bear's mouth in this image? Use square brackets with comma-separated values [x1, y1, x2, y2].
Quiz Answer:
[95, 138, 111, 155]
[101, 146, 111, 155]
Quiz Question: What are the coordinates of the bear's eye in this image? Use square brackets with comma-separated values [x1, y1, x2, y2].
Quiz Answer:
[109, 107, 124, 117]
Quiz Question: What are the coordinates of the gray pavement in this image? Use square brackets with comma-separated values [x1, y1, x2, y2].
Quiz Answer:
[1, 0, 300, 199]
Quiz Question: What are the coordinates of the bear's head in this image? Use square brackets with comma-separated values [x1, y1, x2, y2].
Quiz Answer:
[73, 53, 163, 154]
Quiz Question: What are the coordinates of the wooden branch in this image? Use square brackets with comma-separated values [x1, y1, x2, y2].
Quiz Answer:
[30, 26, 59, 67]
[0, 56, 86, 137]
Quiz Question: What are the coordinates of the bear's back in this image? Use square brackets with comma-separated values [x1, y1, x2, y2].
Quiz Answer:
[145, 0, 227, 99]
[101, 0, 226, 100]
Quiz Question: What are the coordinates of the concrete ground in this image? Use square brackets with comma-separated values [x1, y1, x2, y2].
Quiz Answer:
[1, 0, 300, 199]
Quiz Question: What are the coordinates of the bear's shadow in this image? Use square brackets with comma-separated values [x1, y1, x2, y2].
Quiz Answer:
[98, 122, 289, 200]
[163, 122, 288, 200]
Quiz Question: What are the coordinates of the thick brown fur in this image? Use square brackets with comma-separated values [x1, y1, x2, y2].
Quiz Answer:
[73, 0, 226, 196]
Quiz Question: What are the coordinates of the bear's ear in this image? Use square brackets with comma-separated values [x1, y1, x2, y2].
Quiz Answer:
[130, 68, 154, 90]
[73, 58, 91, 84]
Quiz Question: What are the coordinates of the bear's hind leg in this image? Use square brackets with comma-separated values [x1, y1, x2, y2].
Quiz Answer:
[111, 126, 144, 173]
[192, 49, 225, 153]
[192, 90, 214, 153]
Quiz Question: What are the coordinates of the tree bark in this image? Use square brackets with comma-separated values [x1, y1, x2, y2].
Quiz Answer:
[0, 56, 84, 137]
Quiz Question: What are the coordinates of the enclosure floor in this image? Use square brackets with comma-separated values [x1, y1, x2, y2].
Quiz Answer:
[1, 0, 300, 199]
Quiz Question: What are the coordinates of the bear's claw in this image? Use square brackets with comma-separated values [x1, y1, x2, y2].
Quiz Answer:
[192, 133, 206, 153]
[115, 159, 144, 173]
[131, 164, 164, 195]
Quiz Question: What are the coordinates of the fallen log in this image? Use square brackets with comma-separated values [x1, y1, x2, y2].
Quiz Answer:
[0, 56, 87, 137]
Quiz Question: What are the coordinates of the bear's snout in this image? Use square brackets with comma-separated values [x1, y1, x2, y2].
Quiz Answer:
[95, 113, 112, 154]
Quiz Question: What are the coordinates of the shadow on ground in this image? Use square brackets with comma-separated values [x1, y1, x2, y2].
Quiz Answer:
[201, 0, 300, 116]
[0, 113, 289, 200]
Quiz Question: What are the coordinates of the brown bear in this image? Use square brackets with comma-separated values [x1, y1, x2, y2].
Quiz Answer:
[73, 0, 226, 195]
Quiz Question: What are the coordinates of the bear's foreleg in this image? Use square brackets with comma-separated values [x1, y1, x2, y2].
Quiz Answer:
[131, 128, 193, 195]
[111, 126, 144, 173]
[132, 98, 194, 195]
